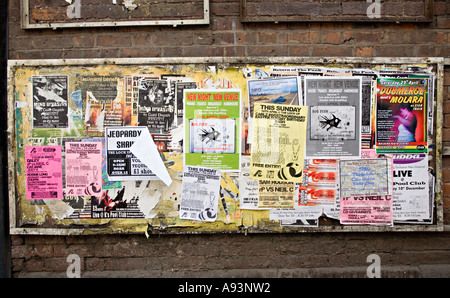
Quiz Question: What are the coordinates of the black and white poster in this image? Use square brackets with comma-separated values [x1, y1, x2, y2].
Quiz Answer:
[304, 76, 362, 159]
[137, 78, 175, 134]
[175, 81, 197, 125]
[32, 75, 69, 128]
[105, 126, 158, 181]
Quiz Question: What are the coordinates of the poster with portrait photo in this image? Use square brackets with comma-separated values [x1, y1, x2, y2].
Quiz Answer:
[32, 75, 69, 129]
[137, 78, 175, 134]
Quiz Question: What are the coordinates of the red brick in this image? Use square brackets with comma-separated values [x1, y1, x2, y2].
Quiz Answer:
[437, 18, 450, 29]
[97, 35, 132, 48]
[289, 45, 309, 56]
[356, 32, 383, 43]
[322, 32, 341, 44]
[257, 31, 278, 44]
[287, 32, 312, 44]
[356, 46, 373, 57]
[311, 45, 353, 57]
[442, 128, 450, 142]
[25, 259, 45, 272]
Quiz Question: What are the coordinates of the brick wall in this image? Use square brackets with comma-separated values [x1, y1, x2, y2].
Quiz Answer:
[7, 0, 450, 278]
[10, 233, 450, 278]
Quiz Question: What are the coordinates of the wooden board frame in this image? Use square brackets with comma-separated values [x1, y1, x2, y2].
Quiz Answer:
[7, 56, 445, 235]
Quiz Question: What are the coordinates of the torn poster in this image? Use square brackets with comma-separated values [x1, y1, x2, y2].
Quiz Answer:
[304, 76, 362, 159]
[81, 76, 125, 136]
[184, 89, 241, 172]
[129, 126, 172, 186]
[105, 126, 158, 181]
[250, 102, 308, 182]
[270, 183, 322, 225]
[32, 75, 69, 129]
[123, 76, 137, 126]
[91, 187, 145, 219]
[270, 206, 322, 226]
[238, 156, 260, 210]
[64, 141, 103, 196]
[25, 146, 63, 200]
[175, 81, 197, 125]
[392, 153, 430, 221]
[179, 166, 221, 222]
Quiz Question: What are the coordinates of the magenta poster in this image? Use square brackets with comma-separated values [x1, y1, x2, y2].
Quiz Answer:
[65, 142, 103, 196]
[25, 146, 63, 200]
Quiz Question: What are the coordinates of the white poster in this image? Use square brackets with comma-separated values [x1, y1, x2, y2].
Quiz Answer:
[179, 166, 221, 222]
[392, 153, 430, 221]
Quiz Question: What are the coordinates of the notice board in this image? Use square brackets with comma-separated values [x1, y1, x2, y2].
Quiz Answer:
[7, 57, 445, 235]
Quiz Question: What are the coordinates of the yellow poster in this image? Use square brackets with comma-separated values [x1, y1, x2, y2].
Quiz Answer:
[250, 102, 308, 183]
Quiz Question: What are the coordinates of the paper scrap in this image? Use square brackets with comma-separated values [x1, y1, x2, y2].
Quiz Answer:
[129, 127, 172, 186]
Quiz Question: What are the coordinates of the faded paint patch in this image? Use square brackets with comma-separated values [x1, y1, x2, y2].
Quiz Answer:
[123, 0, 138, 11]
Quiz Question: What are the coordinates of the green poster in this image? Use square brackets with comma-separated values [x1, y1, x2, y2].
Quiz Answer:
[183, 89, 241, 172]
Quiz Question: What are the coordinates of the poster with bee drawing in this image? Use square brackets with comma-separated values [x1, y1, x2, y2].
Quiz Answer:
[184, 89, 241, 172]
[304, 77, 362, 159]
[250, 103, 308, 183]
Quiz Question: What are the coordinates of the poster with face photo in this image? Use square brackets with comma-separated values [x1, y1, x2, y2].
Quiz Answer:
[137, 78, 175, 134]
[32, 75, 69, 129]
[375, 78, 428, 153]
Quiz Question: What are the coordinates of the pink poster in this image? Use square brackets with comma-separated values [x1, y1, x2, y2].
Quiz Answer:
[339, 149, 394, 226]
[65, 142, 103, 196]
[339, 195, 393, 226]
[25, 146, 63, 200]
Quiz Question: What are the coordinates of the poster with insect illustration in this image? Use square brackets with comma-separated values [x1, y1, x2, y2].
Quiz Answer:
[304, 76, 362, 159]
[184, 89, 241, 172]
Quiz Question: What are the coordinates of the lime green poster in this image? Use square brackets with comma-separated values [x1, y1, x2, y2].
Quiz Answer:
[184, 89, 241, 172]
